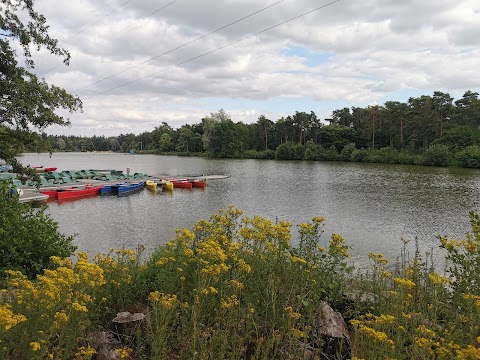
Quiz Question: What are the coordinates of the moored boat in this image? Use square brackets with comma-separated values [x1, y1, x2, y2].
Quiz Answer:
[57, 185, 103, 200]
[33, 166, 57, 173]
[192, 180, 206, 188]
[100, 185, 115, 196]
[161, 180, 174, 191]
[39, 189, 58, 201]
[146, 180, 157, 192]
[171, 180, 193, 189]
[114, 181, 145, 197]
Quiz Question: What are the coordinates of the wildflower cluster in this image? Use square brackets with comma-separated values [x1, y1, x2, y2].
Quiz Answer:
[350, 213, 480, 359]
[0, 253, 105, 359]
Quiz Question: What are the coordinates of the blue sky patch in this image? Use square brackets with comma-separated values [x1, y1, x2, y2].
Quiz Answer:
[282, 45, 332, 67]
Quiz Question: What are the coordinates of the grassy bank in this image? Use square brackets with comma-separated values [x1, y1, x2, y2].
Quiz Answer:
[1, 207, 479, 359]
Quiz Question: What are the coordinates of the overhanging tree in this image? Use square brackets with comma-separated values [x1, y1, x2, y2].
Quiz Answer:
[0, 0, 82, 172]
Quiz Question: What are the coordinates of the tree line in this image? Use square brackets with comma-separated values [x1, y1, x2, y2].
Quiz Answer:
[43, 90, 480, 168]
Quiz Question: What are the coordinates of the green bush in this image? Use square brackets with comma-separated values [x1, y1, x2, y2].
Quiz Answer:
[305, 140, 320, 160]
[340, 143, 356, 161]
[275, 142, 305, 160]
[422, 144, 452, 167]
[0, 181, 76, 279]
[243, 149, 276, 159]
[456, 145, 480, 168]
[397, 150, 417, 165]
[351, 148, 370, 162]
[318, 145, 339, 161]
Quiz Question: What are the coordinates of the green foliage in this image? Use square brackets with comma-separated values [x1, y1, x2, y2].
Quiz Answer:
[275, 141, 305, 160]
[242, 149, 275, 159]
[349, 216, 480, 359]
[0, 0, 82, 168]
[318, 125, 356, 152]
[422, 144, 451, 167]
[441, 211, 480, 297]
[0, 181, 76, 279]
[435, 125, 480, 151]
[340, 142, 356, 161]
[456, 145, 480, 168]
[351, 148, 370, 162]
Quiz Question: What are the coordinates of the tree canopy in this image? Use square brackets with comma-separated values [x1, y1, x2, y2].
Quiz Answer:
[0, 0, 82, 171]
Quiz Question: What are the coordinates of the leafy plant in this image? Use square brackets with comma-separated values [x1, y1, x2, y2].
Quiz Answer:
[0, 181, 76, 279]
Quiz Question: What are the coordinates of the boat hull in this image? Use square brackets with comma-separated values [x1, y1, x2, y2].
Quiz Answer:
[146, 180, 157, 192]
[114, 182, 145, 197]
[57, 186, 103, 200]
[192, 180, 206, 188]
[171, 181, 193, 189]
[162, 180, 174, 191]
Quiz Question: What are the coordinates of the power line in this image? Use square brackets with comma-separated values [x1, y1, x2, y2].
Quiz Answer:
[71, 0, 137, 40]
[73, 0, 288, 94]
[83, 0, 341, 100]
[40, 0, 177, 76]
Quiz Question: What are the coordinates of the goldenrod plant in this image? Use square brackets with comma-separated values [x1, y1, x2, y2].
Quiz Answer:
[0, 207, 478, 359]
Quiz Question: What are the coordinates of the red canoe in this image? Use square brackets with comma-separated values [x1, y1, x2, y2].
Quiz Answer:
[40, 185, 88, 201]
[33, 166, 57, 173]
[40, 189, 59, 201]
[192, 180, 206, 188]
[171, 180, 193, 189]
[57, 185, 103, 200]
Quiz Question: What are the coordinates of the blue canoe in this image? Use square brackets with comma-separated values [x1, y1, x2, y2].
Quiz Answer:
[114, 182, 145, 197]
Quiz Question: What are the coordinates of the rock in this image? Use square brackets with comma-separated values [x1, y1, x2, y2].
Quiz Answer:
[88, 331, 122, 360]
[315, 301, 351, 359]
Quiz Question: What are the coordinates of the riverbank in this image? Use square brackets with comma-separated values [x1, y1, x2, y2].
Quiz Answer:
[125, 142, 480, 170]
[1, 208, 479, 359]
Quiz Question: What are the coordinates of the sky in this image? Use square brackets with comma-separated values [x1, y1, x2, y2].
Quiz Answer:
[12, 0, 480, 136]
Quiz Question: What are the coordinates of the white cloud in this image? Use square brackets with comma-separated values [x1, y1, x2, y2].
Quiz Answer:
[18, 0, 478, 135]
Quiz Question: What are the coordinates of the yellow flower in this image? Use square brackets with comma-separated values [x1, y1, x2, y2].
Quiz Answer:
[229, 279, 244, 290]
[53, 310, 69, 329]
[290, 328, 305, 338]
[76, 346, 96, 357]
[115, 347, 133, 359]
[456, 345, 480, 359]
[368, 252, 388, 265]
[237, 259, 251, 273]
[220, 295, 240, 309]
[72, 302, 88, 313]
[30, 342, 41, 351]
[149, 292, 177, 309]
[393, 277, 416, 287]
[428, 273, 450, 285]
[0, 305, 27, 331]
[156, 257, 170, 266]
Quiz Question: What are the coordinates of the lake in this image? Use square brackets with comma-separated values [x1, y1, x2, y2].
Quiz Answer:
[18, 152, 480, 266]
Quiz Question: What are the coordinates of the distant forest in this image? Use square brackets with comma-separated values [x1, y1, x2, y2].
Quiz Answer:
[45, 90, 480, 168]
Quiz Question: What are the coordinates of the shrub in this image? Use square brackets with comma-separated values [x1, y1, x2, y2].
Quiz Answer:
[350, 148, 370, 162]
[275, 142, 305, 160]
[0, 181, 76, 279]
[456, 145, 480, 168]
[340, 143, 356, 161]
[422, 144, 452, 167]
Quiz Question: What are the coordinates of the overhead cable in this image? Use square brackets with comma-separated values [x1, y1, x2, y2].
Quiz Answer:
[73, 0, 287, 94]
[40, 0, 177, 76]
[83, 0, 341, 100]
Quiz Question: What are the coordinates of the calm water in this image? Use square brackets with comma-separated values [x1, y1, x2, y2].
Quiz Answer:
[18, 152, 480, 265]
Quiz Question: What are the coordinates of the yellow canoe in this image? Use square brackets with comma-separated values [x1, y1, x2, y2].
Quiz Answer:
[162, 179, 174, 191]
[146, 180, 157, 192]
